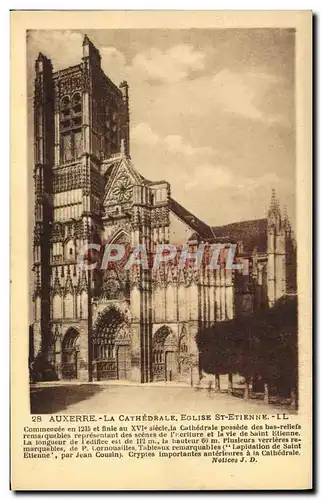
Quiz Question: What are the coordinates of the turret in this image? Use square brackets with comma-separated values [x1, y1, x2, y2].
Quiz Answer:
[119, 81, 130, 157]
[267, 189, 286, 306]
[82, 34, 101, 67]
[33, 52, 55, 360]
[34, 52, 55, 167]
[283, 207, 297, 294]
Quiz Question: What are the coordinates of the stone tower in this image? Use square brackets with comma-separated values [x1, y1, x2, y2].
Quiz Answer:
[33, 53, 54, 360]
[32, 35, 131, 380]
[267, 189, 286, 307]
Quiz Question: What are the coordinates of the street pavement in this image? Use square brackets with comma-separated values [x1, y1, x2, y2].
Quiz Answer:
[30, 382, 295, 415]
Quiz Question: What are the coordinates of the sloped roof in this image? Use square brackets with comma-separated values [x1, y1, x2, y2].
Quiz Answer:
[169, 198, 214, 240]
[212, 218, 267, 253]
[102, 156, 144, 187]
[102, 159, 122, 182]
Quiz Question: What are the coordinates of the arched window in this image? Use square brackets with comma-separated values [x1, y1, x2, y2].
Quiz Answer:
[61, 96, 70, 117]
[60, 93, 82, 162]
[72, 92, 81, 114]
[63, 328, 79, 351]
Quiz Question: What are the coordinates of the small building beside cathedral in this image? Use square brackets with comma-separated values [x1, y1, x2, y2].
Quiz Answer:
[32, 36, 297, 384]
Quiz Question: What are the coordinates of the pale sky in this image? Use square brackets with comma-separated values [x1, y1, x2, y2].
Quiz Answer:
[27, 28, 296, 227]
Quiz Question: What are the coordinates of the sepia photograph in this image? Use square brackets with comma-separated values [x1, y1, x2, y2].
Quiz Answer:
[28, 27, 298, 415]
[10, 11, 312, 490]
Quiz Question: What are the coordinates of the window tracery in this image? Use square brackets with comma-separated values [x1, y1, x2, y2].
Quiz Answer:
[60, 92, 82, 162]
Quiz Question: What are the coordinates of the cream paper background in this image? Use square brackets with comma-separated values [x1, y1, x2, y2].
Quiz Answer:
[10, 10, 312, 490]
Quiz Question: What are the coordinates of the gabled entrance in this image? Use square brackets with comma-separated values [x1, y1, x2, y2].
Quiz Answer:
[92, 306, 132, 381]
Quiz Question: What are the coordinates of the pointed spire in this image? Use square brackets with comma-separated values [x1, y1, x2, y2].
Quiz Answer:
[78, 270, 88, 293]
[269, 188, 279, 211]
[268, 188, 282, 220]
[37, 52, 45, 61]
[267, 188, 282, 230]
[64, 266, 74, 295]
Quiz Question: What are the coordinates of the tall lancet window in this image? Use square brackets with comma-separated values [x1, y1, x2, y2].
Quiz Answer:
[60, 92, 82, 162]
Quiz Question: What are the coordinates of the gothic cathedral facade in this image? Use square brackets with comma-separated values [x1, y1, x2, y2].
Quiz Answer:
[32, 36, 297, 383]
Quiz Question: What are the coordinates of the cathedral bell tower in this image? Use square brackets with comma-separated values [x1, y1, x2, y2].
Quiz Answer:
[32, 35, 132, 381]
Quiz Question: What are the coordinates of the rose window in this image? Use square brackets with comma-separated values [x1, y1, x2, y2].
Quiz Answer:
[111, 176, 132, 203]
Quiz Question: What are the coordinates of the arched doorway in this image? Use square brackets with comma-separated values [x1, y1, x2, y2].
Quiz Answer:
[92, 306, 131, 381]
[152, 326, 178, 382]
[62, 328, 80, 379]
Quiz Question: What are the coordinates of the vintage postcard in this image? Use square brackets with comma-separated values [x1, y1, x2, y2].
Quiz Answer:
[11, 10, 312, 490]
